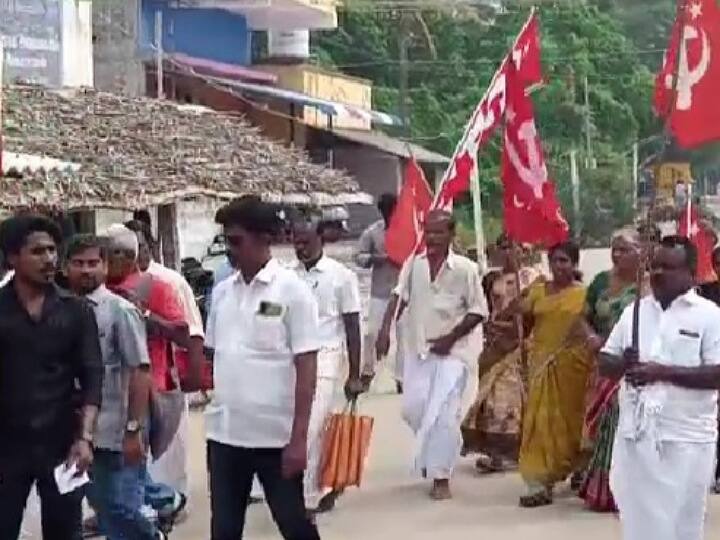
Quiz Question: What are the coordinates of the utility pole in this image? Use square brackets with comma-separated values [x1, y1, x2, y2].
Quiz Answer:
[398, 12, 411, 137]
[584, 76, 594, 169]
[155, 10, 164, 99]
[570, 149, 581, 234]
[632, 142, 639, 212]
[0, 43, 4, 175]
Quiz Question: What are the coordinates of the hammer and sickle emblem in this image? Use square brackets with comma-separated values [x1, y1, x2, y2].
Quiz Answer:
[505, 120, 547, 199]
[665, 24, 711, 111]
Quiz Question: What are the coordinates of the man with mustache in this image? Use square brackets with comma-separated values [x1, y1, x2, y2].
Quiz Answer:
[65, 234, 163, 539]
[0, 215, 103, 539]
[601, 236, 720, 540]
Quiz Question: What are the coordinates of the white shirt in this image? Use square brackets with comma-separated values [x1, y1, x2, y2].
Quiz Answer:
[293, 255, 361, 378]
[147, 261, 204, 338]
[603, 289, 720, 443]
[395, 251, 488, 365]
[205, 258, 321, 448]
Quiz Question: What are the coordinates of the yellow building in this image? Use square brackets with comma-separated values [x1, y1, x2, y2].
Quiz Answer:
[257, 64, 373, 130]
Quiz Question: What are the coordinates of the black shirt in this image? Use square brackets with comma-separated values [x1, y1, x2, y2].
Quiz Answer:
[699, 281, 720, 308]
[0, 282, 103, 460]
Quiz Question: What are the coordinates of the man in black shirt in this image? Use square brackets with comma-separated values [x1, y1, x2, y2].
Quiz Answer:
[0, 215, 103, 540]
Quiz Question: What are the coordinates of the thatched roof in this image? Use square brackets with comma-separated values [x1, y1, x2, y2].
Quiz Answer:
[1, 85, 366, 210]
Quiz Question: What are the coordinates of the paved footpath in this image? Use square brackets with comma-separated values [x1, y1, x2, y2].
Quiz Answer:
[175, 393, 720, 540]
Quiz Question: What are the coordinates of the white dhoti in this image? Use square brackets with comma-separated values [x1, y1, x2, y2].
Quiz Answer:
[362, 297, 389, 377]
[610, 436, 715, 540]
[305, 348, 342, 508]
[150, 395, 189, 496]
[402, 353, 468, 480]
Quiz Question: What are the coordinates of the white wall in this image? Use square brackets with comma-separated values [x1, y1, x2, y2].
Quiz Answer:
[96, 200, 224, 264]
[176, 198, 224, 262]
[61, 0, 93, 87]
[1, 0, 93, 88]
[95, 209, 133, 234]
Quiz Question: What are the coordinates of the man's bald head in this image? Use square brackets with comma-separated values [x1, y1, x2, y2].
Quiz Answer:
[426, 210, 456, 232]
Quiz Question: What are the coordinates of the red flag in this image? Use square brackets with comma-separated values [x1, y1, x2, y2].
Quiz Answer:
[385, 159, 433, 265]
[678, 203, 715, 282]
[655, 0, 720, 148]
[502, 61, 569, 247]
[434, 12, 543, 210]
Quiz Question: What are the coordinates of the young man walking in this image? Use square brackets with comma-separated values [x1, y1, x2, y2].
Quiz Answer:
[206, 196, 321, 540]
[355, 194, 401, 390]
[601, 236, 720, 540]
[65, 235, 164, 540]
[292, 216, 364, 513]
[0, 215, 103, 539]
[377, 210, 487, 500]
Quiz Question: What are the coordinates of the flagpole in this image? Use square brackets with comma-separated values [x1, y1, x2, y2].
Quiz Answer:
[470, 161, 487, 272]
[431, 7, 536, 275]
[687, 182, 693, 234]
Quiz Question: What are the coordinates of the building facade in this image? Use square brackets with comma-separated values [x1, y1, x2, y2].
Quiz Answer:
[1, 0, 92, 87]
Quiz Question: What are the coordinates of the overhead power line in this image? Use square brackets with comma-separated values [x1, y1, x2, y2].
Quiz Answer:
[328, 47, 666, 69]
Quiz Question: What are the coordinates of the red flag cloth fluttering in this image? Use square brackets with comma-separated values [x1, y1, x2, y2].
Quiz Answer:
[434, 12, 543, 211]
[655, 0, 720, 148]
[385, 159, 433, 266]
[501, 23, 569, 247]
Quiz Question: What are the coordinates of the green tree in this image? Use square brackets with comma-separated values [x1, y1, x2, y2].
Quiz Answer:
[312, 1, 674, 243]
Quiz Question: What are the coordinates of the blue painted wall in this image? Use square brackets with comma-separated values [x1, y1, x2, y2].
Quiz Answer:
[140, 0, 251, 66]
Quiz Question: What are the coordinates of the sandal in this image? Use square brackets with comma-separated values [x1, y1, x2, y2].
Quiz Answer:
[570, 471, 584, 492]
[519, 490, 553, 508]
[475, 455, 505, 474]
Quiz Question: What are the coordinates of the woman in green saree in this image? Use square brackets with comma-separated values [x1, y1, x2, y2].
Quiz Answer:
[579, 228, 644, 512]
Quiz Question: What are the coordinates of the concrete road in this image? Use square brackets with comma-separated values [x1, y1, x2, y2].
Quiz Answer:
[175, 393, 720, 540]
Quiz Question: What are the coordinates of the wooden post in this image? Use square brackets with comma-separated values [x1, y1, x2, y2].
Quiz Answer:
[155, 10, 164, 99]
[158, 203, 179, 270]
[0, 42, 4, 175]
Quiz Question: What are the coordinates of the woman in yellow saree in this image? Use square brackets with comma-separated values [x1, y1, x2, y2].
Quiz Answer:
[518, 241, 593, 508]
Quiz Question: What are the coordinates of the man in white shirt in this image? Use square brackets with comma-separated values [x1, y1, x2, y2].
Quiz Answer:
[377, 210, 487, 501]
[600, 236, 720, 540]
[206, 196, 321, 540]
[292, 217, 364, 513]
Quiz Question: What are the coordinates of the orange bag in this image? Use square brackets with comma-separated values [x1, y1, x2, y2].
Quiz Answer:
[319, 401, 374, 491]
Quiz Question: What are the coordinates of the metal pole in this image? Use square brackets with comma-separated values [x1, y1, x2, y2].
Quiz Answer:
[155, 10, 164, 99]
[632, 142, 639, 212]
[570, 149, 580, 234]
[398, 13, 411, 138]
[584, 76, 594, 169]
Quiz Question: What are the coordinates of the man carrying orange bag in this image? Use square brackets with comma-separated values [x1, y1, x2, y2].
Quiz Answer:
[377, 210, 488, 501]
[292, 215, 364, 514]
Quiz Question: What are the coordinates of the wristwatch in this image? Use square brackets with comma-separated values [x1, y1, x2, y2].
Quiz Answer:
[125, 419, 142, 434]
